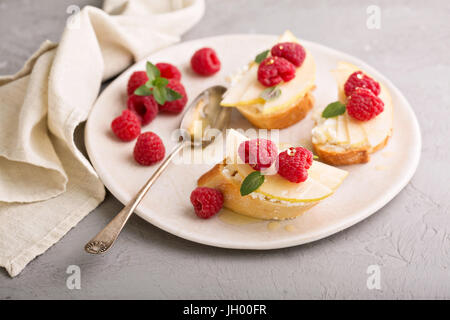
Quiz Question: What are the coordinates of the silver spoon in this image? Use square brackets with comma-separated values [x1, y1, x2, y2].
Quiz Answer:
[85, 85, 229, 254]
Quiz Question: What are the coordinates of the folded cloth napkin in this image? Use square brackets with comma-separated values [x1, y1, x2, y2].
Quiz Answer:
[0, 0, 204, 277]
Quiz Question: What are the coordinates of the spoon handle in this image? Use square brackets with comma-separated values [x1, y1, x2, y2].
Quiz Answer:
[84, 141, 188, 254]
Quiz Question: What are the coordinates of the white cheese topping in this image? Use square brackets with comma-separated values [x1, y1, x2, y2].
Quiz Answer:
[311, 116, 338, 145]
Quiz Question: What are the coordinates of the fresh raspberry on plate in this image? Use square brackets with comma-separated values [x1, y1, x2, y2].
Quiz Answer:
[346, 87, 384, 121]
[158, 79, 188, 114]
[190, 47, 221, 76]
[344, 71, 381, 97]
[111, 110, 141, 142]
[127, 71, 148, 96]
[190, 187, 224, 219]
[257, 56, 296, 87]
[271, 42, 306, 67]
[156, 62, 182, 81]
[127, 94, 158, 125]
[277, 147, 313, 183]
[133, 132, 165, 165]
[238, 138, 278, 171]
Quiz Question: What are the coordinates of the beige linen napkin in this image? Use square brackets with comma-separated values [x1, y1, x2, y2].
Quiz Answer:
[0, 0, 204, 277]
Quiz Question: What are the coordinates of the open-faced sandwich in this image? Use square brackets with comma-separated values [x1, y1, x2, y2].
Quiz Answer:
[220, 30, 316, 129]
[312, 62, 393, 165]
[196, 130, 347, 220]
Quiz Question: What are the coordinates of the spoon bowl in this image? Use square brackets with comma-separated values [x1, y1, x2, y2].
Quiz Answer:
[180, 85, 229, 148]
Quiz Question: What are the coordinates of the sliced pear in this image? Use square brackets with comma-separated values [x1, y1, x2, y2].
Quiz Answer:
[231, 162, 333, 203]
[345, 113, 368, 147]
[308, 161, 348, 190]
[360, 83, 393, 147]
[336, 115, 349, 145]
[220, 30, 316, 113]
[221, 67, 262, 106]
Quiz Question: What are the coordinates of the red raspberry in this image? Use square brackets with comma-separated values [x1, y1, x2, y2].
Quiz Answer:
[347, 87, 384, 121]
[127, 94, 158, 125]
[257, 56, 296, 87]
[127, 71, 148, 96]
[271, 42, 306, 67]
[344, 71, 381, 97]
[277, 147, 313, 183]
[133, 132, 165, 165]
[111, 110, 141, 142]
[156, 62, 181, 81]
[190, 187, 224, 219]
[190, 47, 221, 76]
[158, 79, 188, 114]
[238, 139, 278, 171]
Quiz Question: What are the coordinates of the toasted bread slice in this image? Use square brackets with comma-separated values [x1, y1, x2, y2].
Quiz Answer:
[198, 163, 319, 220]
[312, 62, 393, 165]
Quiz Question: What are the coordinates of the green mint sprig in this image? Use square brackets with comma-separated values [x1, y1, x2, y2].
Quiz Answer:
[134, 61, 182, 105]
[322, 101, 346, 118]
[254, 50, 270, 64]
[240, 171, 265, 196]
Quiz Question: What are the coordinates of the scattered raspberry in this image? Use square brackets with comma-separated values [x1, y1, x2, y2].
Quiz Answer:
[346, 87, 384, 121]
[344, 71, 381, 97]
[238, 139, 278, 171]
[127, 71, 148, 96]
[277, 147, 313, 183]
[257, 56, 296, 87]
[158, 79, 188, 114]
[190, 47, 221, 76]
[190, 187, 224, 219]
[127, 94, 158, 125]
[271, 42, 306, 67]
[133, 132, 165, 165]
[156, 62, 182, 81]
[111, 110, 141, 142]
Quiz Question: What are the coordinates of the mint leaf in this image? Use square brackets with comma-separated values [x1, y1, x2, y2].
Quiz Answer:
[255, 50, 269, 64]
[165, 87, 182, 101]
[144, 80, 154, 89]
[152, 86, 167, 105]
[313, 155, 319, 160]
[153, 77, 169, 87]
[322, 101, 346, 118]
[240, 171, 265, 196]
[146, 61, 160, 82]
[260, 86, 281, 101]
[134, 85, 152, 96]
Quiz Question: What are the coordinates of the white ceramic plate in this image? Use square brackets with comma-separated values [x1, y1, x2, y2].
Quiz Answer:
[85, 34, 421, 250]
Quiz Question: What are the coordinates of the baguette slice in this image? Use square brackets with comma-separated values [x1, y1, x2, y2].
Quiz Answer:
[312, 62, 393, 165]
[198, 163, 319, 220]
[221, 30, 316, 129]
[197, 130, 348, 220]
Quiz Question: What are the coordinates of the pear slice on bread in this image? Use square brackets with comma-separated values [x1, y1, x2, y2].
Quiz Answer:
[198, 130, 348, 220]
[312, 62, 393, 165]
[220, 30, 316, 129]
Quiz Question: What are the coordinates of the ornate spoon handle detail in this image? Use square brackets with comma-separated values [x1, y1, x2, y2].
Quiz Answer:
[84, 141, 187, 254]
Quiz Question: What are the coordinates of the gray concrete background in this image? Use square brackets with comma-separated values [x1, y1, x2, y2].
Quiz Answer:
[0, 0, 449, 299]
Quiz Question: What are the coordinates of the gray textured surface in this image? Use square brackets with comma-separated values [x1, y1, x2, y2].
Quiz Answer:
[0, 0, 449, 299]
